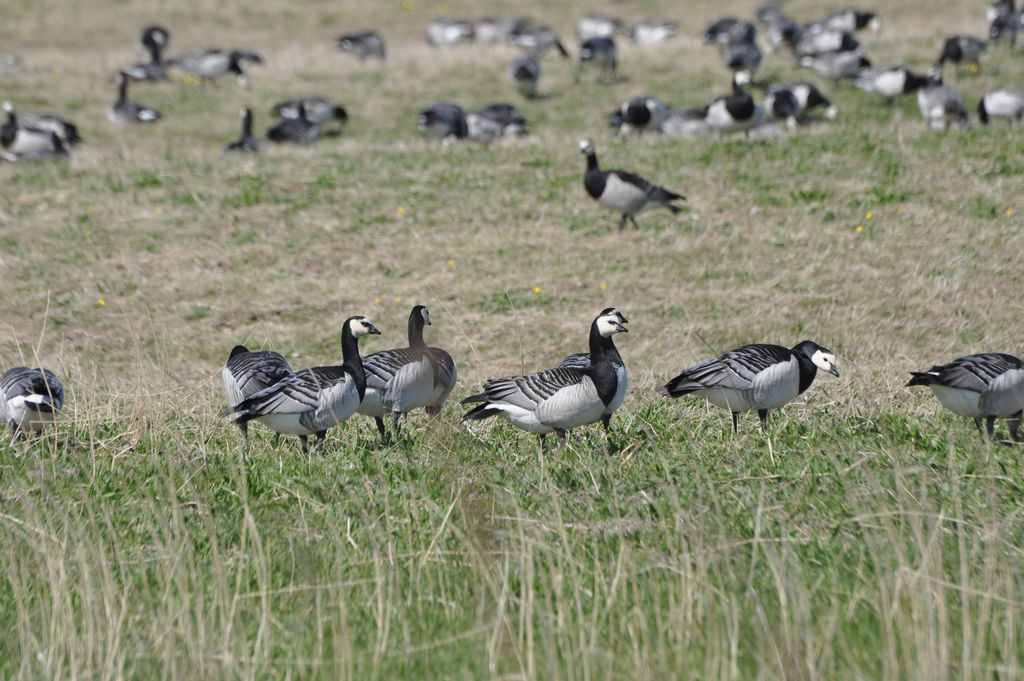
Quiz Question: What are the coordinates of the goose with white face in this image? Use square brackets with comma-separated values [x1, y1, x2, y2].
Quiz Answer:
[595, 310, 628, 337]
[350, 316, 380, 337]
[810, 348, 840, 376]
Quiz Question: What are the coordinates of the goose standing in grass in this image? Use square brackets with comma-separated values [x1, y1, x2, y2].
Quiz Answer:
[800, 50, 871, 85]
[978, 87, 1024, 123]
[426, 18, 474, 46]
[936, 36, 986, 73]
[337, 31, 386, 61]
[228, 316, 380, 454]
[467, 103, 527, 140]
[462, 309, 629, 449]
[855, 66, 929, 103]
[222, 344, 293, 444]
[18, 112, 81, 147]
[225, 108, 263, 153]
[475, 18, 527, 44]
[417, 102, 468, 140]
[630, 20, 679, 45]
[508, 56, 541, 98]
[765, 81, 838, 127]
[266, 101, 320, 145]
[578, 36, 617, 81]
[172, 49, 263, 88]
[1, 367, 64, 440]
[2, 101, 72, 156]
[511, 25, 570, 58]
[662, 341, 839, 433]
[557, 308, 628, 435]
[989, 8, 1020, 48]
[580, 139, 685, 230]
[107, 73, 160, 124]
[609, 96, 669, 136]
[725, 41, 762, 77]
[124, 25, 170, 81]
[358, 305, 457, 442]
[577, 14, 623, 41]
[660, 107, 711, 136]
[704, 18, 757, 47]
[821, 9, 881, 34]
[271, 97, 348, 134]
[907, 353, 1024, 441]
[918, 71, 969, 129]
[705, 72, 762, 135]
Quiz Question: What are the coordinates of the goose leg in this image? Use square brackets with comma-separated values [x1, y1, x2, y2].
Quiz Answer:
[1009, 412, 1022, 443]
[985, 415, 997, 440]
[538, 434, 548, 452]
[758, 409, 769, 434]
[391, 411, 402, 439]
[974, 417, 986, 438]
[237, 421, 249, 446]
[618, 213, 628, 231]
[374, 417, 388, 443]
[299, 435, 309, 454]
[629, 215, 641, 230]
[555, 429, 568, 448]
[731, 412, 739, 434]
[315, 430, 327, 452]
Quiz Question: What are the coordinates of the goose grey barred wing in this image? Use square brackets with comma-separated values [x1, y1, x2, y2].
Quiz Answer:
[428, 347, 457, 389]
[231, 368, 349, 420]
[665, 344, 792, 394]
[1, 367, 64, 407]
[558, 352, 591, 370]
[465, 367, 587, 410]
[908, 353, 1024, 391]
[362, 348, 420, 389]
[224, 351, 292, 405]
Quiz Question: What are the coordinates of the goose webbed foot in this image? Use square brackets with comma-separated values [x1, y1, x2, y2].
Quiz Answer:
[1009, 411, 1022, 443]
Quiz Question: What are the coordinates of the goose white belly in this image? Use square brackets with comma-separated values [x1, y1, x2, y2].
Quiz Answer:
[700, 359, 799, 412]
[7, 129, 55, 155]
[985, 90, 1024, 118]
[385, 357, 435, 413]
[4, 395, 56, 431]
[930, 386, 983, 417]
[598, 175, 649, 214]
[705, 101, 753, 132]
[257, 412, 314, 436]
[874, 70, 905, 97]
[490, 403, 553, 434]
[357, 387, 386, 417]
[605, 365, 628, 414]
[310, 381, 362, 430]
[978, 369, 1024, 417]
[535, 379, 605, 430]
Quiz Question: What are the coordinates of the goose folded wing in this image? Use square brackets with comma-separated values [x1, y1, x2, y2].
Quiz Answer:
[480, 368, 587, 409]
[428, 347, 458, 388]
[675, 345, 792, 391]
[235, 368, 349, 415]
[934, 354, 1023, 391]
[362, 348, 419, 388]
[558, 352, 591, 370]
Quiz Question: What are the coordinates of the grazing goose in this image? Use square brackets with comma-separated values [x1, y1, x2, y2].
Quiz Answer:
[0, 135, 68, 162]
[266, 102, 320, 145]
[19, 112, 80, 146]
[426, 18, 474, 46]
[225, 108, 263, 153]
[358, 305, 457, 441]
[417, 102, 468, 140]
[662, 341, 839, 433]
[821, 9, 881, 33]
[609, 96, 669, 136]
[765, 81, 838, 127]
[855, 66, 929, 103]
[988, 0, 1015, 24]
[557, 308, 628, 434]
[222, 344, 293, 443]
[337, 31, 386, 60]
[630, 20, 679, 45]
[172, 49, 263, 88]
[578, 36, 617, 81]
[936, 36, 986, 73]
[705, 72, 761, 135]
[475, 17, 527, 44]
[124, 25, 170, 81]
[228, 316, 380, 453]
[725, 41, 762, 76]
[978, 87, 1024, 123]
[580, 139, 685, 230]
[1, 367, 64, 439]
[511, 25, 570, 58]
[797, 29, 859, 57]
[508, 56, 541, 98]
[765, 16, 803, 54]
[462, 309, 629, 449]
[799, 51, 871, 84]
[467, 103, 527, 140]
[907, 353, 1024, 441]
[2, 102, 71, 156]
[271, 97, 348, 131]
[660, 107, 712, 137]
[704, 18, 757, 47]
[918, 72, 969, 129]
[989, 10, 1021, 47]
[577, 14, 623, 41]
[107, 73, 161, 124]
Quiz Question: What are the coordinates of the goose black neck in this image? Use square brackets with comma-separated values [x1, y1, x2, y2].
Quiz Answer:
[407, 310, 427, 350]
[148, 41, 163, 64]
[340, 326, 367, 398]
[585, 150, 599, 172]
[587, 321, 619, 406]
[242, 110, 253, 137]
[791, 347, 818, 394]
[588, 321, 617, 365]
[118, 78, 128, 102]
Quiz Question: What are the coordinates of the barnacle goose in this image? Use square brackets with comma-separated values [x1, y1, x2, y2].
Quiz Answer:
[508, 56, 541, 98]
[0, 135, 67, 163]
[266, 101, 320, 145]
[765, 81, 838, 128]
[978, 87, 1024, 124]
[1, 367, 64, 439]
[467, 103, 527, 140]
[225, 108, 263, 153]
[704, 18, 757, 47]
[936, 36, 986, 73]
[662, 341, 839, 433]
[475, 17, 527, 44]
[918, 71, 969, 129]
[907, 353, 1024, 441]
[609, 96, 669, 136]
[337, 31, 386, 61]
[578, 36, 617, 81]
[797, 28, 859, 58]
[630, 20, 679, 45]
[358, 305, 457, 441]
[2, 101, 73, 156]
[124, 25, 170, 81]
[271, 97, 348, 132]
[172, 49, 263, 88]
[580, 139, 685, 230]
[799, 50, 871, 84]
[426, 18, 474, 46]
[18, 113, 80, 147]
[577, 14, 623, 41]
[417, 102, 468, 140]
[222, 344, 293, 443]
[227, 316, 380, 453]
[988, 5, 1021, 47]
[511, 25, 570, 58]
[660, 107, 711, 137]
[705, 72, 762, 135]
[462, 309, 628, 449]
[988, 0, 1016, 24]
[557, 308, 628, 434]
[821, 9, 881, 34]
[725, 41, 762, 77]
[855, 66, 929, 103]
[107, 73, 161, 124]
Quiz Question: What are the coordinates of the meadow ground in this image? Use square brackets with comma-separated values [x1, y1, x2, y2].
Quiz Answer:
[2, 0, 1024, 678]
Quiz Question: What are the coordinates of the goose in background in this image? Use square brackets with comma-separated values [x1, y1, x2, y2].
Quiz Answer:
[797, 28, 859, 58]
[988, 0, 1016, 24]
[765, 81, 838, 127]
[358, 305, 457, 441]
[271, 97, 348, 133]
[222, 344, 293, 443]
[107, 73, 161, 123]
[225, 108, 263, 152]
[660, 107, 711, 137]
[800, 50, 871, 85]
[266, 101, 320, 144]
[417, 102, 468, 140]
[123, 25, 170, 81]
[337, 31, 386, 60]
[907, 353, 1024, 441]
[704, 18, 757, 47]
[0, 134, 67, 162]
[172, 49, 264, 88]
[820, 9, 881, 34]
[0, 54, 22, 69]
[609, 96, 669, 136]
[2, 101, 73, 156]
[508, 56, 541, 98]
[764, 15, 803, 54]
[475, 17, 527, 44]
[580, 139, 685, 230]
[578, 36, 617, 81]
[426, 18, 474, 46]
[936, 36, 986, 73]
[558, 308, 629, 435]
[462, 309, 629, 449]
[978, 87, 1024, 123]
[18, 112, 81, 147]
[662, 341, 839, 433]
[467, 103, 527, 140]
[705, 72, 762, 135]
[577, 14, 623, 41]
[725, 41, 762, 78]
[630, 20, 679, 45]
[228, 316, 380, 453]
[1, 367, 64, 440]
[918, 71, 969, 129]
[855, 66, 929, 103]
[989, 10, 1020, 48]
[511, 25, 570, 58]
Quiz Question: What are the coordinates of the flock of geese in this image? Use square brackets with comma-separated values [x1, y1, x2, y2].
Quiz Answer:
[3, 306, 1023, 450]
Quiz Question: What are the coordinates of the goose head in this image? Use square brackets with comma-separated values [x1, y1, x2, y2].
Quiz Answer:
[413, 304, 432, 326]
[733, 70, 753, 88]
[349, 316, 381, 337]
[595, 309, 628, 337]
[579, 138, 595, 155]
[795, 341, 839, 376]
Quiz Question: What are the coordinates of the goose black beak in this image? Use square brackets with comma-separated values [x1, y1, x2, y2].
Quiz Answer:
[615, 323, 628, 333]
[829, 364, 840, 377]
[368, 324, 382, 335]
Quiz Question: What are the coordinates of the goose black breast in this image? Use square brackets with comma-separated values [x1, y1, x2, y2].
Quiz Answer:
[584, 171, 607, 199]
[725, 92, 755, 120]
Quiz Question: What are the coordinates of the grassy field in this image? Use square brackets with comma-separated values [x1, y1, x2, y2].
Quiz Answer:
[2, 0, 1024, 677]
